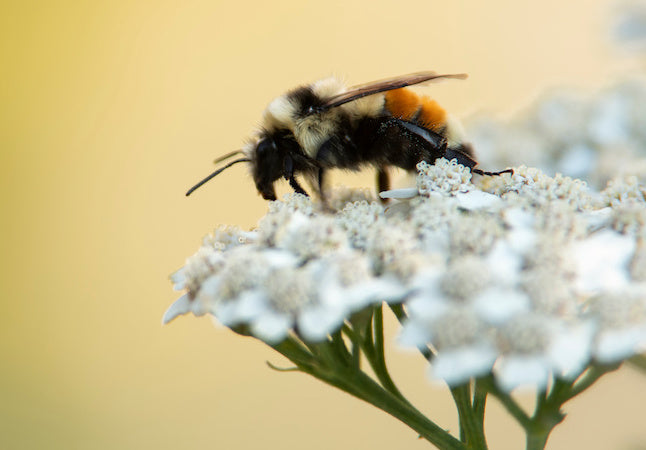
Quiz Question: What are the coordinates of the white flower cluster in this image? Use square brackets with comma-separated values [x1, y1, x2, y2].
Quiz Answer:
[165, 160, 646, 391]
[613, 3, 646, 53]
[467, 78, 646, 190]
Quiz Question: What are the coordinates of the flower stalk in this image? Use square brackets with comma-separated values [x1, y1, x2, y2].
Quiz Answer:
[271, 323, 466, 449]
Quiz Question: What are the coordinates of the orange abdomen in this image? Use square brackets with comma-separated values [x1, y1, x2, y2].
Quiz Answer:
[384, 89, 447, 131]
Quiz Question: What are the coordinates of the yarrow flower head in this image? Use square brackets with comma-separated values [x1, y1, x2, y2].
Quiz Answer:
[467, 78, 646, 190]
[165, 160, 646, 393]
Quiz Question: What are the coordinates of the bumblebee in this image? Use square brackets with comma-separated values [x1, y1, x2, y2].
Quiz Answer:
[186, 71, 512, 201]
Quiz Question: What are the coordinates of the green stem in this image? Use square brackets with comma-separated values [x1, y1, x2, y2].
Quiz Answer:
[546, 378, 571, 403]
[330, 329, 353, 367]
[344, 306, 410, 404]
[525, 428, 552, 450]
[525, 402, 564, 450]
[388, 303, 434, 360]
[525, 364, 621, 449]
[308, 365, 466, 449]
[628, 354, 646, 373]
[389, 303, 407, 322]
[525, 408, 564, 450]
[479, 376, 562, 450]
[342, 323, 362, 365]
[450, 384, 487, 449]
[369, 305, 408, 401]
[473, 380, 487, 427]
[482, 379, 557, 450]
[273, 336, 317, 369]
[479, 376, 532, 429]
[390, 303, 490, 447]
[566, 363, 620, 400]
[272, 334, 466, 449]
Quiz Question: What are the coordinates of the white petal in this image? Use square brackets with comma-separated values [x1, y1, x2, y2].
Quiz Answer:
[215, 291, 266, 326]
[240, 230, 259, 242]
[193, 276, 221, 314]
[408, 268, 444, 296]
[190, 297, 208, 316]
[405, 269, 447, 318]
[582, 208, 612, 232]
[251, 312, 292, 344]
[363, 276, 410, 304]
[455, 190, 502, 210]
[398, 321, 433, 349]
[325, 283, 375, 311]
[196, 274, 220, 295]
[162, 294, 192, 324]
[317, 282, 347, 309]
[418, 229, 450, 254]
[379, 188, 418, 199]
[503, 208, 535, 229]
[262, 248, 300, 267]
[405, 293, 449, 322]
[595, 326, 646, 364]
[571, 231, 635, 293]
[485, 241, 524, 284]
[472, 288, 530, 324]
[495, 356, 551, 392]
[169, 268, 187, 291]
[549, 322, 594, 379]
[298, 306, 345, 342]
[233, 291, 269, 322]
[214, 301, 238, 326]
[503, 209, 537, 254]
[508, 227, 537, 254]
[430, 345, 497, 386]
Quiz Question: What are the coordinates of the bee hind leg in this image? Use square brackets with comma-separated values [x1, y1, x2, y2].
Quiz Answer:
[317, 168, 333, 211]
[377, 166, 390, 203]
[471, 168, 514, 176]
[444, 147, 514, 176]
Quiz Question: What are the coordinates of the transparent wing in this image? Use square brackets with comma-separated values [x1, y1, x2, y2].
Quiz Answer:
[318, 71, 467, 111]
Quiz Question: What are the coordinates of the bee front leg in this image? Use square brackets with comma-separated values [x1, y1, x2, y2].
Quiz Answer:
[284, 155, 309, 196]
[315, 141, 341, 209]
[288, 176, 309, 196]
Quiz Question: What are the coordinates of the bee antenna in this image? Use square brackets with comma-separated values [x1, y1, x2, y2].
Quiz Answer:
[213, 149, 243, 165]
[185, 158, 250, 196]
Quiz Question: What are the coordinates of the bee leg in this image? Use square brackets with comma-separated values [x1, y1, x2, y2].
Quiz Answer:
[318, 167, 332, 211]
[444, 147, 478, 169]
[472, 168, 514, 177]
[284, 155, 309, 196]
[288, 175, 309, 196]
[314, 141, 340, 210]
[377, 166, 390, 203]
[318, 168, 325, 195]
[444, 147, 513, 176]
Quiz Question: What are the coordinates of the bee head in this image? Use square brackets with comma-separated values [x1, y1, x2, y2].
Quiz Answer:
[249, 128, 310, 201]
[251, 137, 284, 201]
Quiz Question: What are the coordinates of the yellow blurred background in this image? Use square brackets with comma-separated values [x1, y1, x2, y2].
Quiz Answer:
[2, 0, 645, 448]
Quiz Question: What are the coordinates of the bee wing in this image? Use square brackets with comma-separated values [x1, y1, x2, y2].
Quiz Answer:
[318, 71, 468, 111]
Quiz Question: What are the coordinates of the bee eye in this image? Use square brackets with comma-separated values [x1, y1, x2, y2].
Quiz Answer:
[255, 140, 268, 156]
[256, 139, 277, 158]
